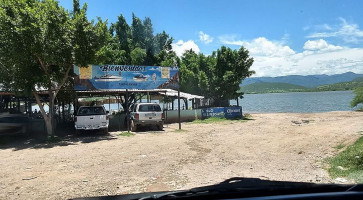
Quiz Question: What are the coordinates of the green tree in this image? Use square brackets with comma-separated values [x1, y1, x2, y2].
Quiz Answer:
[180, 50, 201, 94]
[179, 46, 254, 106]
[131, 13, 145, 49]
[104, 13, 175, 66]
[130, 47, 146, 65]
[154, 31, 173, 54]
[112, 14, 131, 63]
[0, 0, 106, 137]
[212, 46, 254, 106]
[351, 87, 363, 108]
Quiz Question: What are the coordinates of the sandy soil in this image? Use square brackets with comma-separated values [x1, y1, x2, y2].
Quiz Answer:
[0, 111, 362, 200]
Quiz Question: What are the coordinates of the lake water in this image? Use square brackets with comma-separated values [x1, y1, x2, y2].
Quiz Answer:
[229, 90, 355, 113]
[32, 90, 355, 113]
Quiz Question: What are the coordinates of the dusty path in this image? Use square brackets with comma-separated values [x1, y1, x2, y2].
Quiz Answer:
[0, 111, 362, 200]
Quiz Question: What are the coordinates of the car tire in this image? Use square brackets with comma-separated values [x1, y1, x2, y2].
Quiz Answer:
[75, 130, 81, 135]
[130, 120, 137, 132]
[157, 123, 164, 131]
[103, 128, 109, 135]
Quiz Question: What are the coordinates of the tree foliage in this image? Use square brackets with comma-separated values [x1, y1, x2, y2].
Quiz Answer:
[351, 87, 363, 108]
[180, 47, 254, 106]
[96, 13, 176, 67]
[0, 0, 107, 136]
[0, 0, 255, 134]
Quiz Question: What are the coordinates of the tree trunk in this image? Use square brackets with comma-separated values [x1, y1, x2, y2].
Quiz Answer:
[33, 91, 55, 138]
[49, 91, 55, 137]
[62, 101, 65, 123]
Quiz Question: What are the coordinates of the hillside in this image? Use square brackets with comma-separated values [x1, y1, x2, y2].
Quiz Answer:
[315, 79, 363, 91]
[241, 72, 363, 88]
[240, 78, 363, 94]
[240, 82, 308, 94]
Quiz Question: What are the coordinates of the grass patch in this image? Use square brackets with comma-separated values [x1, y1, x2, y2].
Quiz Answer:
[118, 131, 135, 137]
[192, 117, 229, 124]
[243, 113, 254, 120]
[44, 136, 62, 143]
[334, 143, 346, 150]
[174, 129, 187, 132]
[192, 117, 247, 124]
[326, 137, 363, 183]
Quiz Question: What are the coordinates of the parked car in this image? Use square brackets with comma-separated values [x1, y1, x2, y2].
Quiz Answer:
[74, 106, 109, 134]
[129, 103, 164, 131]
[0, 114, 29, 136]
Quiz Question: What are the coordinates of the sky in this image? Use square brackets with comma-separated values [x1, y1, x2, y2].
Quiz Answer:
[60, 0, 363, 77]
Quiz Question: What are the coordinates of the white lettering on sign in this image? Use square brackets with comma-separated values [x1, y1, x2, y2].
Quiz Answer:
[226, 109, 241, 113]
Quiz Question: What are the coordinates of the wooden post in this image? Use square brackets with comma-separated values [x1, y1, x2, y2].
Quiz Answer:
[237, 98, 239, 107]
[126, 90, 130, 132]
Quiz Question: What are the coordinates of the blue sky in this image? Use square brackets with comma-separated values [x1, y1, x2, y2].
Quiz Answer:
[60, 0, 363, 77]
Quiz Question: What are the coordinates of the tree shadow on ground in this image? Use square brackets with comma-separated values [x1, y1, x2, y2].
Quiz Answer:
[0, 131, 117, 151]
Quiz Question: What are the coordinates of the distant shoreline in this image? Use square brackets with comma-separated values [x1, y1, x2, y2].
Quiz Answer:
[242, 89, 354, 95]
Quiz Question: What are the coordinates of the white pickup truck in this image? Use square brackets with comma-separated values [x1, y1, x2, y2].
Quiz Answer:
[129, 103, 164, 131]
[74, 106, 109, 134]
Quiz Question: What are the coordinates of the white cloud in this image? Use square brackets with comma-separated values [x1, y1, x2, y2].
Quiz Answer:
[307, 18, 363, 43]
[171, 40, 200, 57]
[303, 26, 310, 31]
[219, 34, 243, 46]
[219, 36, 295, 57]
[199, 31, 214, 44]
[303, 39, 343, 52]
[251, 48, 363, 77]
[219, 36, 363, 77]
[315, 24, 332, 31]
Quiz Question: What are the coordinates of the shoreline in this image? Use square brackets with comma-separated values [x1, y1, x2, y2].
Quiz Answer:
[242, 90, 354, 95]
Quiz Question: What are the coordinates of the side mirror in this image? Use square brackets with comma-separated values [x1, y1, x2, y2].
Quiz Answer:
[106, 111, 110, 114]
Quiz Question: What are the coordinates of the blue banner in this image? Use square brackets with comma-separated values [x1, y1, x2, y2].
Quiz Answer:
[201, 107, 225, 119]
[201, 106, 242, 119]
[74, 65, 179, 90]
[224, 106, 243, 119]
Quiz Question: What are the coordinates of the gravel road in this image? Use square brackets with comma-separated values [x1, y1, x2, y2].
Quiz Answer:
[0, 111, 362, 200]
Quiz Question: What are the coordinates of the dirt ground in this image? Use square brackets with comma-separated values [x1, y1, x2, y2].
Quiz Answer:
[0, 111, 362, 200]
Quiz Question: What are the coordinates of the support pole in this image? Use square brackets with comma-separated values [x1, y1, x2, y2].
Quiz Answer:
[17, 98, 20, 112]
[237, 98, 239, 107]
[118, 95, 121, 131]
[126, 90, 130, 132]
[147, 92, 150, 103]
[28, 98, 32, 118]
[108, 96, 111, 111]
[178, 89, 181, 130]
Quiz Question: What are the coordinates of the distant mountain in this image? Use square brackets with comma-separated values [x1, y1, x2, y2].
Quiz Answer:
[241, 72, 363, 88]
[240, 77, 363, 94]
[316, 79, 363, 91]
[240, 82, 308, 94]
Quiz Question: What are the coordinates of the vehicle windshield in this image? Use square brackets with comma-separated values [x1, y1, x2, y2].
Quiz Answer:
[138, 104, 162, 112]
[77, 107, 105, 116]
[1, 0, 363, 200]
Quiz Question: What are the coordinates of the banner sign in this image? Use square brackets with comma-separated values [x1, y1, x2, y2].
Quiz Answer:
[201, 106, 242, 119]
[74, 65, 179, 90]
